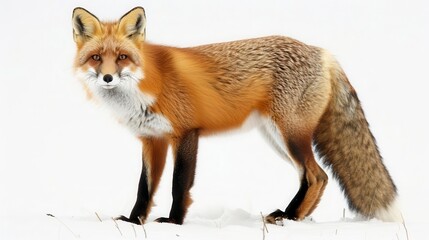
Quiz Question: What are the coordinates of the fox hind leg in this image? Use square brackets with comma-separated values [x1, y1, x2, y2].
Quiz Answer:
[283, 135, 328, 220]
[262, 120, 328, 223]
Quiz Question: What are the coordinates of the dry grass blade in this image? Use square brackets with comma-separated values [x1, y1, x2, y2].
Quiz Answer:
[47, 214, 80, 238]
[138, 216, 148, 239]
[260, 212, 269, 240]
[111, 217, 123, 236]
[95, 212, 102, 222]
[401, 213, 410, 240]
[132, 224, 137, 238]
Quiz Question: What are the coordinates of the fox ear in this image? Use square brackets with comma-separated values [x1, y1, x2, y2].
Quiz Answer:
[118, 7, 146, 41]
[72, 7, 102, 43]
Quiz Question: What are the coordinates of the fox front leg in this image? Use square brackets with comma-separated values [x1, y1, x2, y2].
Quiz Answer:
[118, 137, 168, 224]
[155, 130, 199, 224]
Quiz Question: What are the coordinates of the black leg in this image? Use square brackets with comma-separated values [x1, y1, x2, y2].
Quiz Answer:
[118, 137, 168, 225]
[265, 174, 309, 223]
[117, 162, 150, 224]
[284, 174, 309, 219]
[155, 130, 199, 224]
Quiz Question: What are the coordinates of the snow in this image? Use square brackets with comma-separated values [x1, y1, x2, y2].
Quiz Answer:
[1, 0, 428, 239]
[0, 211, 408, 240]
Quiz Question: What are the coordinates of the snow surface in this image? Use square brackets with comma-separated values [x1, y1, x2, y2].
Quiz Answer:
[0, 211, 409, 240]
[1, 0, 428, 239]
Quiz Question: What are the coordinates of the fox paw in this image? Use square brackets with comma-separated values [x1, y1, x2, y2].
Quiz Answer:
[265, 209, 298, 225]
[115, 215, 141, 225]
[154, 217, 182, 225]
[265, 210, 286, 225]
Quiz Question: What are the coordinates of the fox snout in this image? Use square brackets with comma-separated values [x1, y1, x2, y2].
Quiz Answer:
[103, 74, 113, 83]
[95, 72, 120, 89]
[77, 66, 144, 92]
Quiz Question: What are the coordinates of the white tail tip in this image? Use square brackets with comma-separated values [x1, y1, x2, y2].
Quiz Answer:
[374, 197, 403, 222]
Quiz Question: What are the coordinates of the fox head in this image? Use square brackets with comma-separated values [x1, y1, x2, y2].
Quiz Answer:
[72, 7, 147, 96]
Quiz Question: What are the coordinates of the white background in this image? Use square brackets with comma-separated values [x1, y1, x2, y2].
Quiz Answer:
[0, 0, 428, 239]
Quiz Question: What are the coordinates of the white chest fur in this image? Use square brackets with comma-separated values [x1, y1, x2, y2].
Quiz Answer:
[96, 87, 173, 137]
[77, 66, 173, 136]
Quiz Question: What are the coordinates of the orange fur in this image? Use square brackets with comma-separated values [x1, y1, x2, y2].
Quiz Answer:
[140, 44, 272, 136]
[141, 137, 168, 194]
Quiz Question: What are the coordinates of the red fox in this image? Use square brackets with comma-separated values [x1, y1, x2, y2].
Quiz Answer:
[72, 7, 400, 225]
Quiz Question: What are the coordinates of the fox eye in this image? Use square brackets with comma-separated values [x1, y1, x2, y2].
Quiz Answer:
[91, 55, 101, 61]
[118, 54, 128, 60]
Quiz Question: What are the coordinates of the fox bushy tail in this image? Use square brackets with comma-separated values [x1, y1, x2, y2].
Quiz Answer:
[314, 63, 400, 221]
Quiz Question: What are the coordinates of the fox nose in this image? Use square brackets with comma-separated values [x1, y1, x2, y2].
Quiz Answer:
[103, 74, 113, 83]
